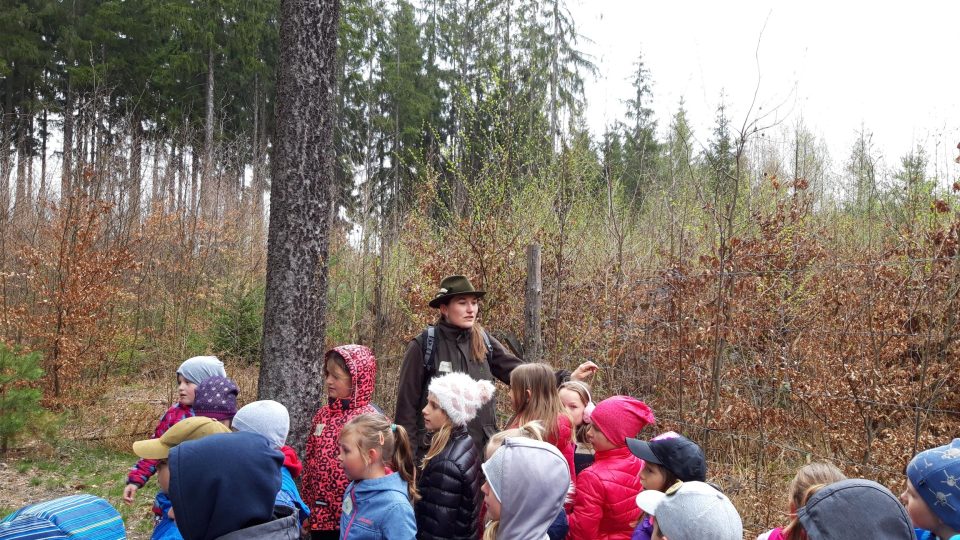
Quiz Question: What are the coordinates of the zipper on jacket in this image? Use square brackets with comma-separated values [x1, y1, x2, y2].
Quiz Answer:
[342, 487, 358, 538]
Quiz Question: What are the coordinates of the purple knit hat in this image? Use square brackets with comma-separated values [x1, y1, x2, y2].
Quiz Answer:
[193, 376, 239, 421]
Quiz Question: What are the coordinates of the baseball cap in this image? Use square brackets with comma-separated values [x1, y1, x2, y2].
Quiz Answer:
[627, 433, 707, 482]
[635, 481, 742, 540]
[797, 479, 915, 540]
[132, 416, 231, 459]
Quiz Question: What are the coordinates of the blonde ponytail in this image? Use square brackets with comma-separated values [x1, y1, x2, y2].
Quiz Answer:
[341, 413, 421, 503]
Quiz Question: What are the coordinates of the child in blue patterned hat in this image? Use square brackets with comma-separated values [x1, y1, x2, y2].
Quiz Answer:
[903, 438, 960, 540]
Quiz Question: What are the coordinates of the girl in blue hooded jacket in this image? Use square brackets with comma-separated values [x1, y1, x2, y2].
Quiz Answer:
[338, 413, 418, 540]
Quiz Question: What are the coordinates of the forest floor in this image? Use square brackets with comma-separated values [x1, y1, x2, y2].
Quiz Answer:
[0, 379, 180, 538]
[0, 440, 158, 539]
[0, 365, 264, 537]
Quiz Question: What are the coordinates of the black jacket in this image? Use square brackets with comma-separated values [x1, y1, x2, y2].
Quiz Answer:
[415, 426, 482, 540]
[395, 321, 570, 459]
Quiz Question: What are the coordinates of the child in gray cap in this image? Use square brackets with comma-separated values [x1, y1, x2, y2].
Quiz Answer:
[635, 480, 742, 540]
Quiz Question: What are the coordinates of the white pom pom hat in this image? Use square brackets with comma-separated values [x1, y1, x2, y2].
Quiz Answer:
[427, 372, 495, 427]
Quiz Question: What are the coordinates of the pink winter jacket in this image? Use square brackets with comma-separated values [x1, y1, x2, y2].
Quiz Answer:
[567, 446, 644, 540]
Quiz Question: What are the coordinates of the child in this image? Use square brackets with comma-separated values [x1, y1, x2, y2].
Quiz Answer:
[755, 462, 846, 540]
[416, 372, 494, 540]
[233, 399, 311, 526]
[507, 363, 577, 489]
[302, 345, 379, 540]
[338, 413, 418, 540]
[625, 432, 707, 540]
[903, 438, 960, 540]
[559, 380, 596, 474]
[567, 395, 655, 540]
[123, 355, 226, 505]
[635, 480, 743, 540]
[481, 431, 571, 540]
[484, 421, 570, 540]
[131, 416, 232, 540]
[192, 375, 238, 427]
[167, 430, 299, 539]
[797, 479, 915, 540]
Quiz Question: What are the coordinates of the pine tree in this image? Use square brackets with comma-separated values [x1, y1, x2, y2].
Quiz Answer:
[704, 95, 736, 203]
[844, 126, 878, 212]
[620, 54, 659, 207]
[0, 344, 46, 453]
[664, 99, 695, 194]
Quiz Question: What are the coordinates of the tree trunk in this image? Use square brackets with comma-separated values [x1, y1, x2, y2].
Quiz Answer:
[1, 77, 12, 196]
[25, 113, 34, 208]
[166, 141, 178, 212]
[550, 0, 560, 150]
[259, 0, 341, 455]
[202, 47, 215, 219]
[177, 122, 188, 215]
[191, 138, 200, 219]
[76, 95, 87, 195]
[251, 74, 260, 216]
[150, 139, 161, 209]
[164, 138, 177, 213]
[129, 113, 142, 223]
[61, 79, 73, 198]
[39, 106, 47, 205]
[14, 113, 27, 218]
[524, 243, 543, 362]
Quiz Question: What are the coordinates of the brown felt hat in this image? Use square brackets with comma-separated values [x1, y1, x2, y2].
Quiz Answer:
[429, 275, 486, 308]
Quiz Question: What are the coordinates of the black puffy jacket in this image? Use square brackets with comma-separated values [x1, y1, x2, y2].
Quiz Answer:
[415, 426, 482, 540]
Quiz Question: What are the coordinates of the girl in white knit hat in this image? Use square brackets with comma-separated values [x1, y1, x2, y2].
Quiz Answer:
[416, 372, 495, 540]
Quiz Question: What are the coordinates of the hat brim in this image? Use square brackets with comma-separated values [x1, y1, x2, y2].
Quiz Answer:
[428, 290, 486, 309]
[627, 438, 662, 465]
[636, 489, 666, 515]
[132, 438, 172, 460]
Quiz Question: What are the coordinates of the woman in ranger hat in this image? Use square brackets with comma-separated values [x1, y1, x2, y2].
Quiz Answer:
[395, 275, 597, 459]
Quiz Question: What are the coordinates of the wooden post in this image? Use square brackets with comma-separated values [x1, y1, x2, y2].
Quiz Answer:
[524, 243, 543, 362]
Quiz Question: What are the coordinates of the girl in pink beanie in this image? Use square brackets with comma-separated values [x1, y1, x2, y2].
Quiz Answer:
[568, 395, 656, 540]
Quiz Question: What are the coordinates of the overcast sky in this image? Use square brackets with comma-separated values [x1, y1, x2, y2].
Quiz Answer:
[570, 0, 960, 184]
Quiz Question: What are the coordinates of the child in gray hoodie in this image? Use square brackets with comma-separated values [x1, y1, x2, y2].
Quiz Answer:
[481, 435, 570, 540]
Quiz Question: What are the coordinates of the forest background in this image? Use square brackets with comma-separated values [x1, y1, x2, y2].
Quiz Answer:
[1, 0, 959, 536]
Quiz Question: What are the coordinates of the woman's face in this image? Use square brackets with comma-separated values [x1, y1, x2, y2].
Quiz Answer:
[440, 295, 479, 329]
[325, 358, 352, 400]
[481, 480, 502, 520]
[559, 388, 586, 427]
[422, 394, 451, 432]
